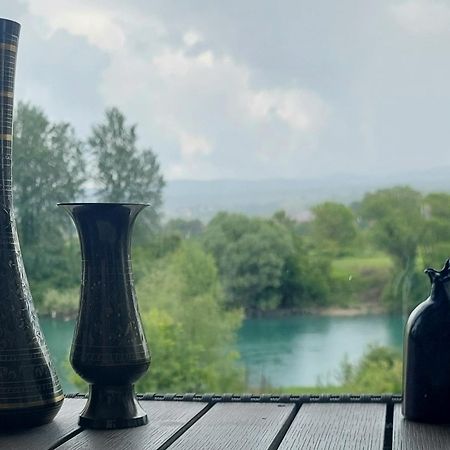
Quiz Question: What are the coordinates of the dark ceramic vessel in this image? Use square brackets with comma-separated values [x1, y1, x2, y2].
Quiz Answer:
[59, 203, 151, 429]
[0, 18, 64, 428]
[403, 260, 450, 423]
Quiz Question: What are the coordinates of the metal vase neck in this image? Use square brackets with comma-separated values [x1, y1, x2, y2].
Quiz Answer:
[0, 18, 20, 209]
[58, 203, 148, 263]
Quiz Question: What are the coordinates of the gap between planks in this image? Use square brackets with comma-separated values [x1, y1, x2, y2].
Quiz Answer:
[156, 403, 214, 450]
[48, 427, 83, 450]
[268, 403, 301, 450]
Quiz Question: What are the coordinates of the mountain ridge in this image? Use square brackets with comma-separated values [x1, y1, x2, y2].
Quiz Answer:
[160, 166, 450, 220]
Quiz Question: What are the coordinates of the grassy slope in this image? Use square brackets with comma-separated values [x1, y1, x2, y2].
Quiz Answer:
[329, 254, 392, 308]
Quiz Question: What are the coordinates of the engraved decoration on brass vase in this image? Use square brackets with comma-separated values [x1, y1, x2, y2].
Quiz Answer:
[0, 18, 64, 428]
[59, 203, 151, 429]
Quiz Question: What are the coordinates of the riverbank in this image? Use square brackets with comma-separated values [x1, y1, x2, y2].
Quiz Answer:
[42, 302, 390, 322]
[247, 304, 388, 319]
[43, 303, 389, 321]
[303, 304, 387, 316]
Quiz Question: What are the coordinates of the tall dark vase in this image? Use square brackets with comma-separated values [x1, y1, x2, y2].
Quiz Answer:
[403, 260, 450, 423]
[59, 203, 151, 429]
[0, 18, 64, 428]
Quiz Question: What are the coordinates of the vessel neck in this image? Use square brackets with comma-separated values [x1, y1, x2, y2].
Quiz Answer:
[431, 281, 450, 305]
[61, 203, 146, 264]
[0, 19, 20, 209]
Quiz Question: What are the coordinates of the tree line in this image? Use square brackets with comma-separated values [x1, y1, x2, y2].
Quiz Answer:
[161, 187, 447, 316]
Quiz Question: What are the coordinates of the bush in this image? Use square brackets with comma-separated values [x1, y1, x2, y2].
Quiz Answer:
[41, 287, 79, 318]
[338, 345, 402, 393]
[136, 241, 245, 392]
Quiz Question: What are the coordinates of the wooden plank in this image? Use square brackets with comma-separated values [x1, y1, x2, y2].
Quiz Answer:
[0, 398, 84, 450]
[58, 400, 207, 449]
[167, 402, 295, 450]
[278, 403, 386, 450]
[393, 404, 450, 450]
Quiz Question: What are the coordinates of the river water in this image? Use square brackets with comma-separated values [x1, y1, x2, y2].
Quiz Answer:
[41, 314, 405, 392]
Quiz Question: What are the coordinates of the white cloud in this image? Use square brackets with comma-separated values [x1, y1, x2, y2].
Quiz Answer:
[390, 0, 450, 34]
[25, 0, 125, 51]
[153, 49, 215, 76]
[166, 160, 221, 180]
[179, 132, 212, 158]
[183, 30, 202, 47]
[24, 0, 165, 52]
[150, 45, 328, 134]
[244, 88, 329, 132]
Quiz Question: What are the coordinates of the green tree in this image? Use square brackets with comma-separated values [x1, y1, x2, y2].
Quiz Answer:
[132, 231, 182, 283]
[311, 202, 358, 256]
[203, 212, 330, 313]
[272, 211, 331, 309]
[359, 186, 426, 312]
[165, 218, 204, 239]
[136, 241, 244, 392]
[422, 193, 450, 267]
[88, 107, 165, 232]
[360, 187, 423, 266]
[13, 102, 86, 303]
[42, 287, 79, 318]
[203, 213, 290, 312]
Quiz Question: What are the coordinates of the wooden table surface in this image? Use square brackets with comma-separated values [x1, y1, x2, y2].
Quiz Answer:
[1, 394, 450, 449]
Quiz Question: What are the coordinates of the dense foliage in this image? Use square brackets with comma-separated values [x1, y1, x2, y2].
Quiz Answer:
[311, 201, 357, 256]
[358, 187, 429, 312]
[136, 241, 244, 392]
[13, 102, 86, 300]
[338, 345, 402, 393]
[202, 212, 330, 313]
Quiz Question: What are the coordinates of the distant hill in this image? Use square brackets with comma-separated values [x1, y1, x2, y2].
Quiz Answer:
[160, 166, 450, 221]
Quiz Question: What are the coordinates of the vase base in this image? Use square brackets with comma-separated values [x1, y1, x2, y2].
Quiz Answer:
[79, 414, 148, 429]
[79, 384, 148, 430]
[0, 397, 64, 429]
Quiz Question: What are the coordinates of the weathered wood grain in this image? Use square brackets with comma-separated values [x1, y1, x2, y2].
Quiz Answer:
[166, 402, 295, 450]
[58, 400, 207, 449]
[278, 403, 386, 449]
[393, 404, 450, 450]
[0, 398, 84, 450]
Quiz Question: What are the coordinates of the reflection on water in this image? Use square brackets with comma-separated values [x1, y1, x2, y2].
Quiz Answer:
[41, 314, 405, 391]
[237, 315, 405, 388]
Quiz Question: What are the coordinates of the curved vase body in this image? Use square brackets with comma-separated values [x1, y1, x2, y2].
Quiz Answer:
[0, 18, 63, 428]
[60, 203, 151, 429]
[403, 260, 450, 423]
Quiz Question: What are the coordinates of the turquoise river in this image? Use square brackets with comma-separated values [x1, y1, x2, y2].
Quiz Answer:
[41, 314, 405, 392]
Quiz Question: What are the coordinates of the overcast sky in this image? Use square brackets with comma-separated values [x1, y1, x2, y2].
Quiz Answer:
[1, 0, 450, 180]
